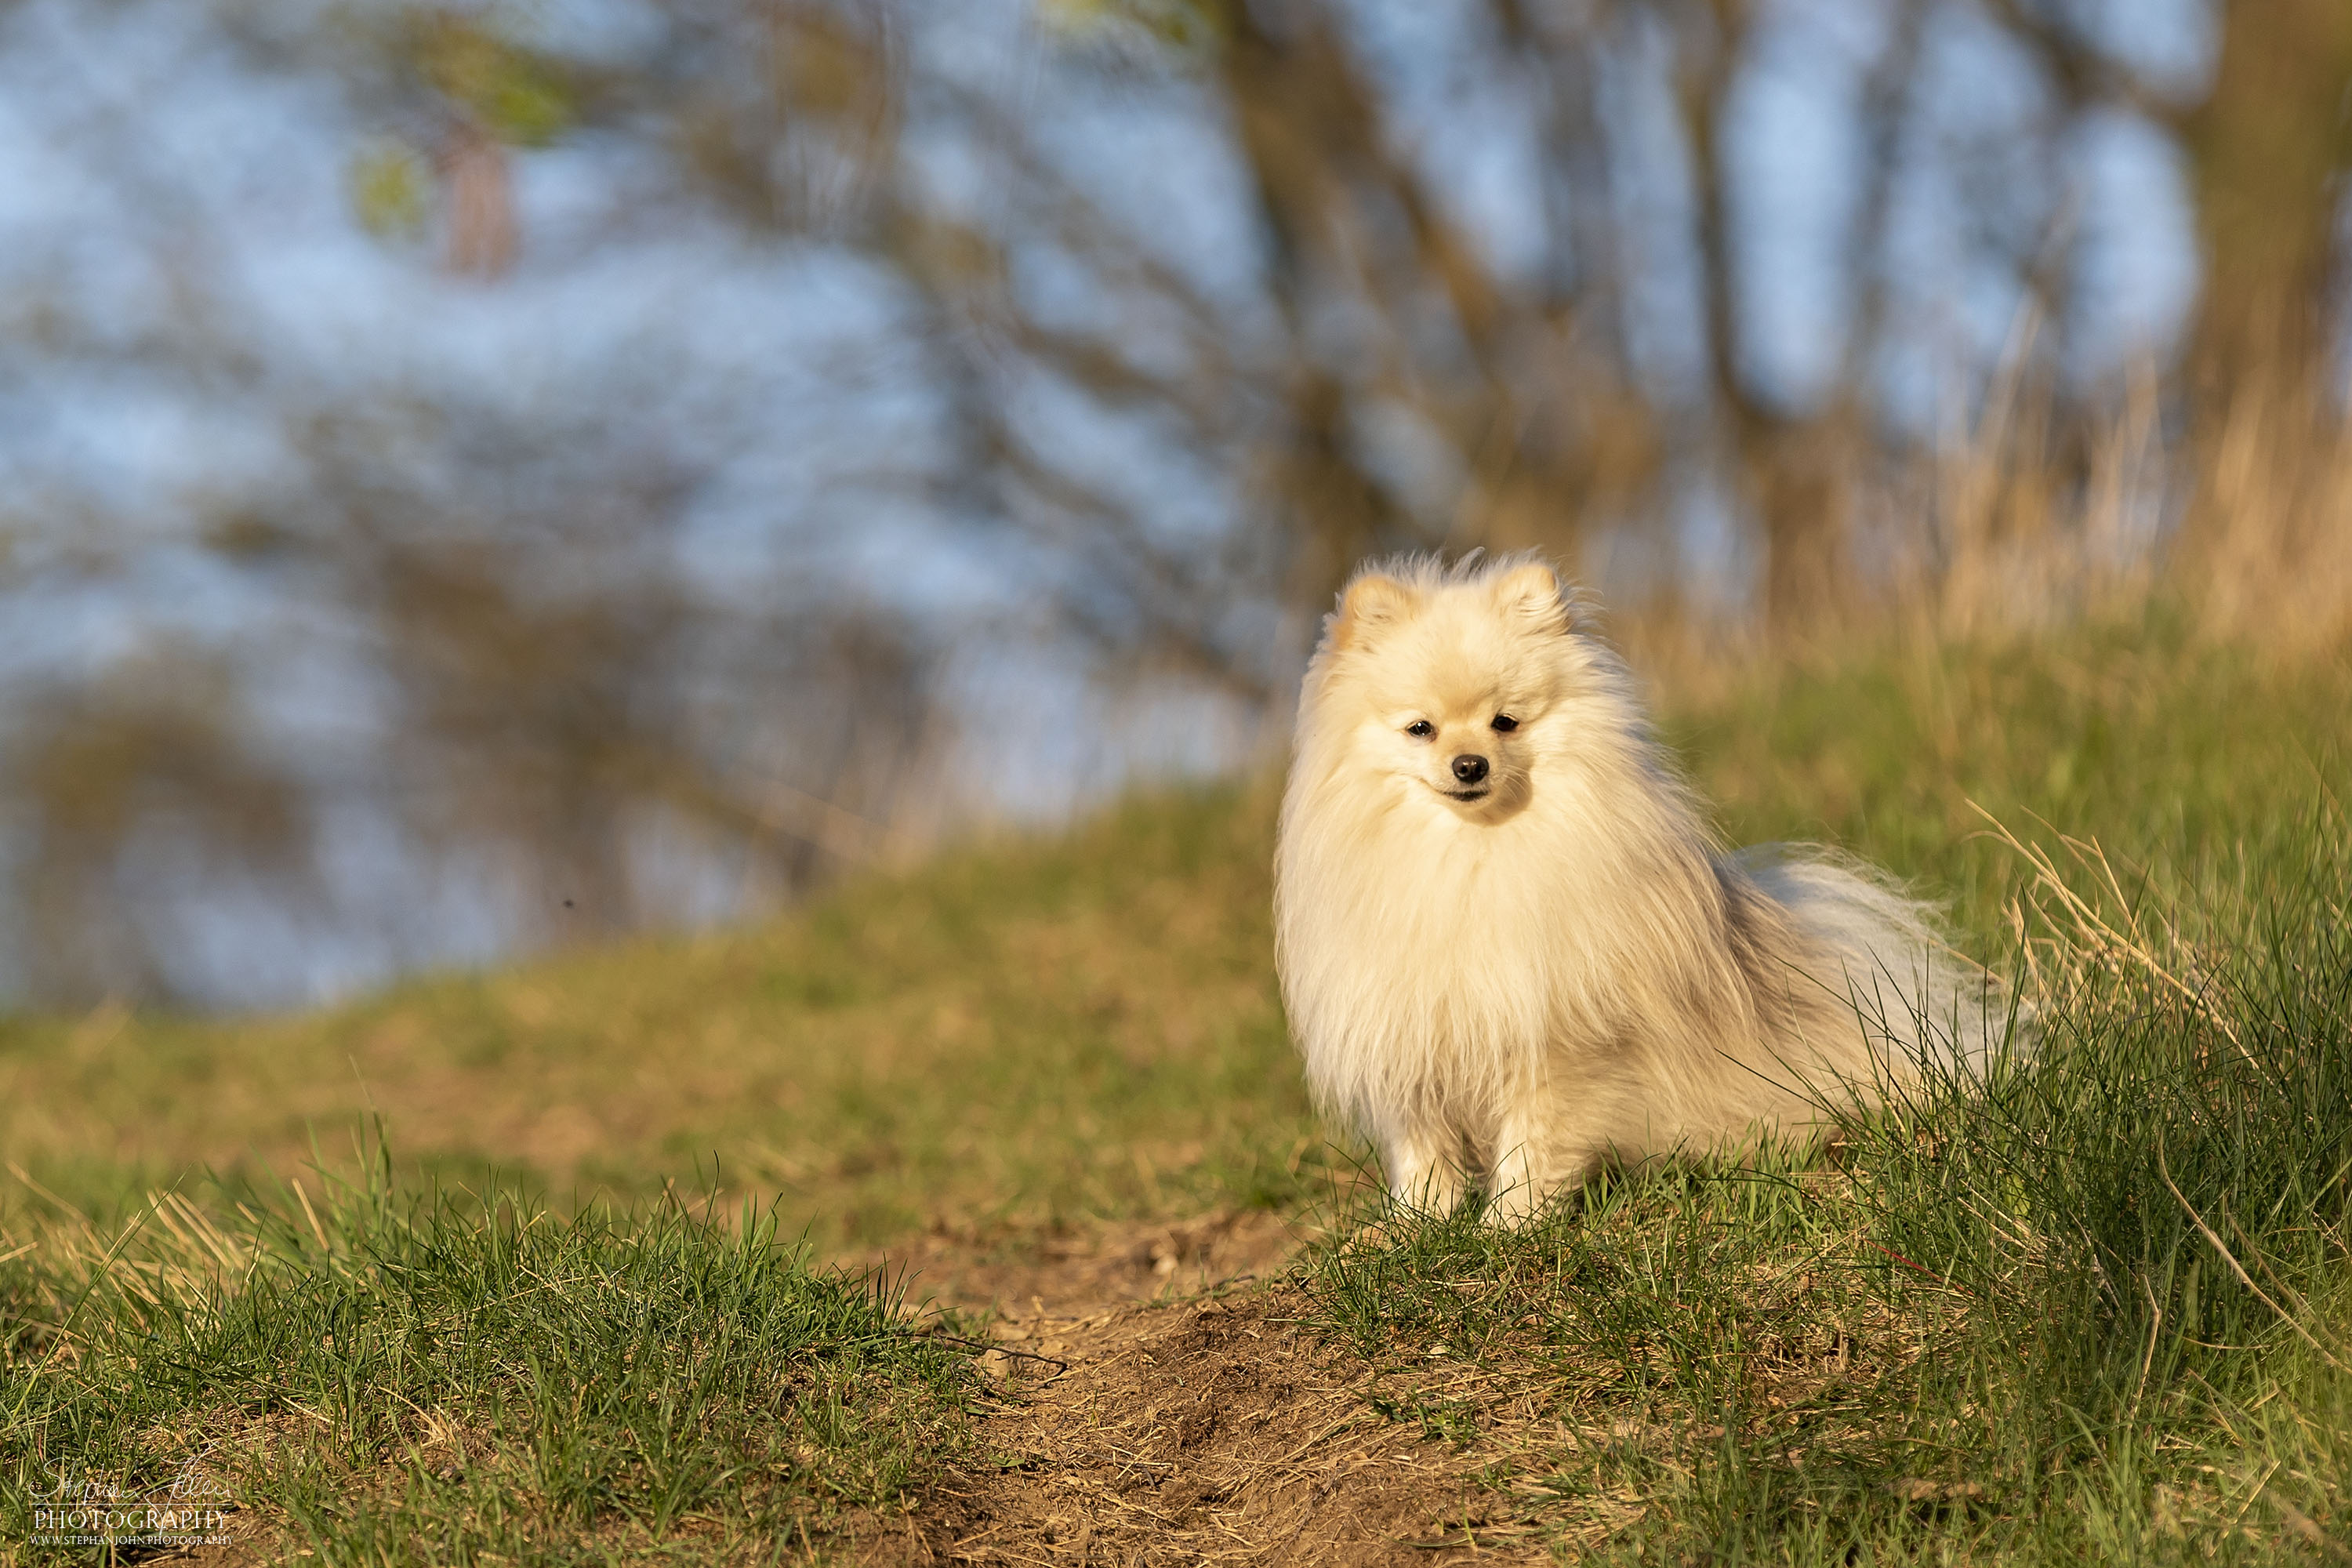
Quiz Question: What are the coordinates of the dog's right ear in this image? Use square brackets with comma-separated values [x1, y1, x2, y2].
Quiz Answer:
[1329, 573, 1417, 652]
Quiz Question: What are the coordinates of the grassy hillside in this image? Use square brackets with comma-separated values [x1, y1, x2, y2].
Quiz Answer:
[0, 784, 1307, 1248]
[5, 622, 2350, 1562]
[3, 628, 2343, 1245]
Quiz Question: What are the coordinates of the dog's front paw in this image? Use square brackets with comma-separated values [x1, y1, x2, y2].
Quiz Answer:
[1384, 1169, 1470, 1218]
[1485, 1136, 1602, 1225]
[1482, 1176, 1548, 1227]
[1385, 1177, 1470, 1218]
[1382, 1135, 1472, 1218]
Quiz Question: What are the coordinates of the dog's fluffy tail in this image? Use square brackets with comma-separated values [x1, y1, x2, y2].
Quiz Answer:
[1738, 847, 2018, 1085]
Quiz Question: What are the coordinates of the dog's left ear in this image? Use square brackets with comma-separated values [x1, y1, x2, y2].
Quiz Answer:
[1490, 561, 1568, 634]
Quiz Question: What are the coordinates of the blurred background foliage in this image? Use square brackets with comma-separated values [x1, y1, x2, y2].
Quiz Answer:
[0, 0, 2347, 1009]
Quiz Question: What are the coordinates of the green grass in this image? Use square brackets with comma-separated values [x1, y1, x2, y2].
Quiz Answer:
[1671, 625, 2352, 930]
[1299, 793, 2352, 1562]
[2, 619, 2349, 1561]
[1, 1136, 982, 1563]
[0, 784, 1316, 1247]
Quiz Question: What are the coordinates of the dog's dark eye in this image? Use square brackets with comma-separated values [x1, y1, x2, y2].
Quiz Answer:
[1491, 714, 1519, 733]
[1405, 720, 1435, 739]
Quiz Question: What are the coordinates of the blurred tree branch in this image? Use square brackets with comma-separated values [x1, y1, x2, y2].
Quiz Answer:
[9, 0, 2349, 1005]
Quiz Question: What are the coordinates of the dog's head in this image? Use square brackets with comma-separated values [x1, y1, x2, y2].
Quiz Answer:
[1303, 554, 1621, 822]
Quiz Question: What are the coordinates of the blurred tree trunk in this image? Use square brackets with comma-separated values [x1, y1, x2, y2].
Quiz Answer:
[1682, 2, 1845, 637]
[1216, 5, 1410, 612]
[2172, 0, 2352, 643]
[1682, 0, 1926, 639]
[2183, 0, 2352, 391]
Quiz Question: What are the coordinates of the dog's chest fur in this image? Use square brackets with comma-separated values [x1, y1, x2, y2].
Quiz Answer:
[1274, 760, 1721, 1120]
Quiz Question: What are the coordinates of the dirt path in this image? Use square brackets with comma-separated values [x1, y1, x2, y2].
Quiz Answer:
[877, 1210, 1308, 1319]
[859, 1214, 1558, 1566]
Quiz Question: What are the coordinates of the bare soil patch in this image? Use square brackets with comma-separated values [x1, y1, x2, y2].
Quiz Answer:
[855, 1216, 1558, 1566]
[908, 1287, 1554, 1566]
[875, 1210, 1309, 1321]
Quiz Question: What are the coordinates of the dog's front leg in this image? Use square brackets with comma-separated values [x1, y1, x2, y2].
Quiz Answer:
[1379, 1121, 1470, 1216]
[1486, 1106, 1606, 1225]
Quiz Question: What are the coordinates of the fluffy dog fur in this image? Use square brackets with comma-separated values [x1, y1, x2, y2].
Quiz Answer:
[1274, 554, 1997, 1221]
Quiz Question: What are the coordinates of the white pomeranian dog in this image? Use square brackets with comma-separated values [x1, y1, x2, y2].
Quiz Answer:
[1274, 553, 1998, 1221]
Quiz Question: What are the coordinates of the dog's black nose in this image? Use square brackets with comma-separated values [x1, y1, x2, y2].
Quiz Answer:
[1451, 753, 1489, 785]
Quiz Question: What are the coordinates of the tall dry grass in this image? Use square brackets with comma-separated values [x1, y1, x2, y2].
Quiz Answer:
[1922, 359, 2352, 652]
[1610, 354, 2352, 691]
